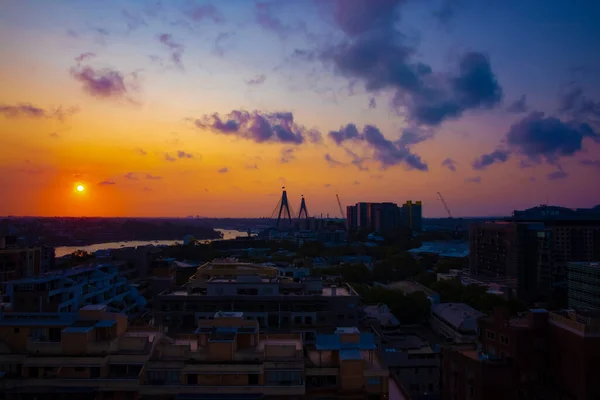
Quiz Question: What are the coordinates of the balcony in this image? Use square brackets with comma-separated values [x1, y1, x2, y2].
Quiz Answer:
[27, 338, 62, 355]
[0, 378, 140, 391]
[139, 384, 305, 396]
[87, 338, 120, 355]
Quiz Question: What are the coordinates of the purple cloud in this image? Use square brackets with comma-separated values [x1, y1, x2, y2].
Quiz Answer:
[145, 174, 162, 180]
[472, 149, 510, 170]
[177, 150, 194, 159]
[135, 148, 147, 156]
[246, 74, 267, 85]
[324, 153, 343, 167]
[580, 159, 600, 169]
[441, 158, 457, 172]
[328, 124, 428, 171]
[547, 167, 568, 180]
[254, 1, 303, 39]
[164, 153, 176, 162]
[98, 179, 116, 185]
[158, 34, 185, 69]
[218, 167, 229, 173]
[369, 97, 376, 109]
[124, 172, 138, 180]
[473, 111, 599, 169]
[71, 65, 138, 100]
[195, 110, 321, 145]
[312, 0, 502, 127]
[0, 103, 78, 121]
[506, 94, 528, 113]
[280, 147, 296, 163]
[185, 3, 224, 23]
[329, 123, 361, 145]
[465, 176, 481, 184]
[75, 52, 96, 64]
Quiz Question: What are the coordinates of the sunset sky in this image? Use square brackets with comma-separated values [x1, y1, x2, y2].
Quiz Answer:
[1, 0, 599, 218]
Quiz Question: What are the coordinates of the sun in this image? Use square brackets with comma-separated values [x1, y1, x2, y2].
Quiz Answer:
[76, 184, 85, 192]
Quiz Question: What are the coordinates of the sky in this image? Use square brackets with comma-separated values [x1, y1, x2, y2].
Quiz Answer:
[0, 0, 599, 218]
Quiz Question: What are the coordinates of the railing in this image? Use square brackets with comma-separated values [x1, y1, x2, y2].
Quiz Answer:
[549, 312, 600, 335]
[87, 338, 120, 354]
[27, 338, 62, 354]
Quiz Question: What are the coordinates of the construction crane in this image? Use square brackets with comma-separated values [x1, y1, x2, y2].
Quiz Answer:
[437, 192, 453, 219]
[336, 194, 348, 230]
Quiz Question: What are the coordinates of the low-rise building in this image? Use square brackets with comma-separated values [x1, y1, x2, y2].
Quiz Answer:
[307, 326, 389, 399]
[380, 340, 440, 400]
[0, 308, 389, 399]
[3, 263, 146, 316]
[430, 303, 483, 343]
[363, 304, 400, 329]
[154, 275, 361, 342]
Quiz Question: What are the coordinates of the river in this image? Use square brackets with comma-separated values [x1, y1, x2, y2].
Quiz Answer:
[54, 229, 249, 258]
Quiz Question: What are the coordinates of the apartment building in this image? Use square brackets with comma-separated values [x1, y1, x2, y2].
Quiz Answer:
[567, 262, 600, 310]
[2, 263, 146, 316]
[470, 206, 600, 304]
[154, 260, 360, 340]
[0, 307, 389, 399]
[378, 335, 440, 399]
[307, 327, 389, 399]
[442, 307, 600, 400]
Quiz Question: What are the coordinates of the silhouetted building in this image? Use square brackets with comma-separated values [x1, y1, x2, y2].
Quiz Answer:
[470, 206, 600, 304]
[0, 237, 44, 284]
[442, 307, 600, 400]
[400, 201, 422, 232]
[347, 201, 415, 233]
[567, 262, 600, 310]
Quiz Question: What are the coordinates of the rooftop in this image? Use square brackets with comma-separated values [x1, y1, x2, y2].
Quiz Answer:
[432, 303, 484, 332]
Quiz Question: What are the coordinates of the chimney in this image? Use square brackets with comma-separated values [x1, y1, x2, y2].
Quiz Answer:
[331, 285, 337, 296]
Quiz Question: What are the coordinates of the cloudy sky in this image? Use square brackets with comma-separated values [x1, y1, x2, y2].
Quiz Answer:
[1, 0, 599, 218]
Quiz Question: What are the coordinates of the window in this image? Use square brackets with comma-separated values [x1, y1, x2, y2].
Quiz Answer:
[500, 335, 509, 345]
[486, 330, 495, 340]
[187, 374, 197, 384]
[248, 374, 259, 385]
[90, 367, 100, 378]
[368, 378, 380, 385]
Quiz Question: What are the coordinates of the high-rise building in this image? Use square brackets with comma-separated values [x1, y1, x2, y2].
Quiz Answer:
[400, 201, 422, 232]
[567, 262, 600, 310]
[442, 307, 600, 400]
[470, 205, 600, 304]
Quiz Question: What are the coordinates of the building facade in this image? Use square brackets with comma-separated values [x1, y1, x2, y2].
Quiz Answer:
[441, 307, 600, 400]
[154, 274, 361, 342]
[0, 307, 389, 400]
[3, 263, 146, 316]
[347, 201, 420, 233]
[400, 201, 422, 233]
[470, 206, 600, 304]
[567, 262, 600, 310]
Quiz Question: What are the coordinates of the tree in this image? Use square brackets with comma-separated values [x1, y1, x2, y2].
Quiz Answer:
[341, 263, 371, 283]
[436, 258, 465, 273]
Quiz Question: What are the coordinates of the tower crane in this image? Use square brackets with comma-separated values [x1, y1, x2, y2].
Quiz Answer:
[336, 194, 348, 230]
[437, 192, 453, 219]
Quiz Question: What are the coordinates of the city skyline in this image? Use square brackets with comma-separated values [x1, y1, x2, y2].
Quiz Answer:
[1, 0, 599, 218]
